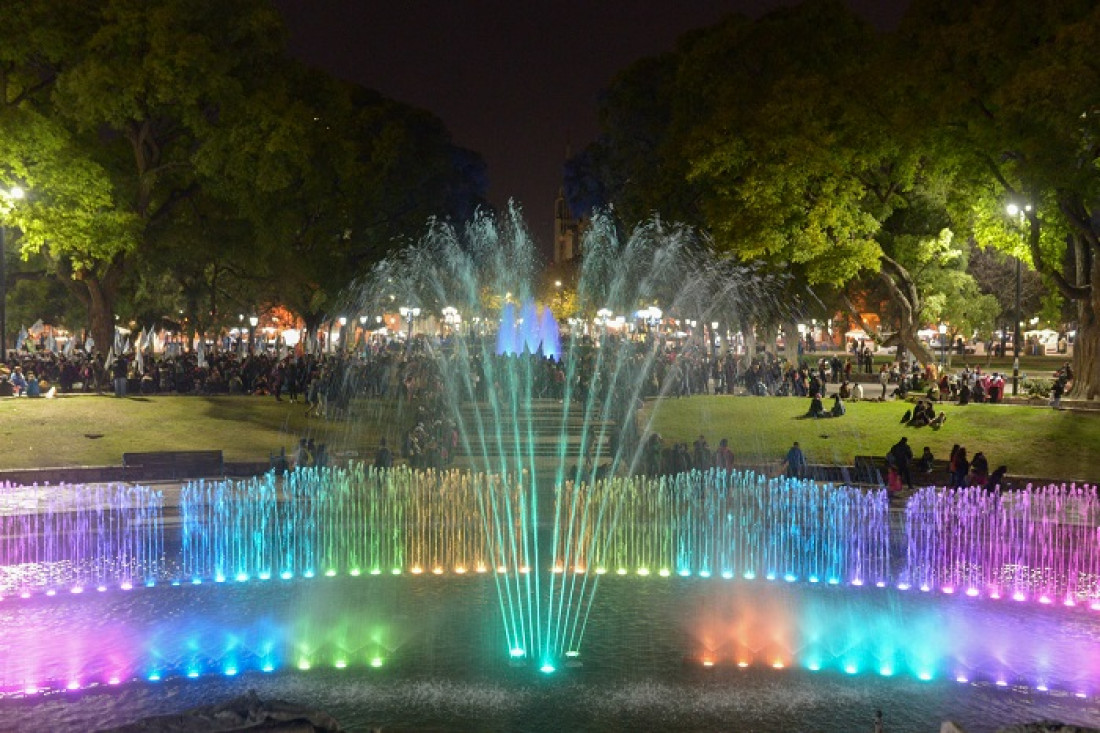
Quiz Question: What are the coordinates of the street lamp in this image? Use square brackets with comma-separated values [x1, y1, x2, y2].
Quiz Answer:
[398, 306, 420, 345]
[337, 316, 347, 353]
[0, 185, 27, 357]
[938, 323, 947, 370]
[1006, 202, 1030, 396]
[248, 315, 258, 355]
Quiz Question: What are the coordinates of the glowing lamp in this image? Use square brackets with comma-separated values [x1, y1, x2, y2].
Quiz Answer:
[280, 571, 293, 580]
[497, 566, 508, 574]
[71, 586, 83, 594]
[476, 565, 487, 573]
[46, 589, 56, 597]
[851, 578, 863, 587]
[370, 657, 384, 668]
[509, 648, 526, 658]
[565, 651, 580, 658]
[297, 660, 311, 671]
[187, 671, 200, 679]
[772, 661, 785, 669]
[942, 586, 954, 594]
[455, 567, 468, 574]
[1036, 684, 1048, 692]
[552, 565, 564, 574]
[659, 568, 671, 577]
[262, 664, 275, 673]
[721, 571, 734, 579]
[918, 672, 932, 681]
[192, 578, 202, 585]
[572, 567, 585, 574]
[784, 574, 797, 583]
[702, 659, 715, 668]
[97, 585, 107, 592]
[148, 673, 161, 682]
[965, 588, 979, 597]
[224, 667, 238, 676]
[432, 567, 444, 575]
[678, 569, 692, 577]
[411, 567, 423, 575]
[1012, 591, 1026, 602]
[236, 573, 249, 582]
[844, 664, 858, 674]
[827, 578, 839, 585]
[995, 680, 1008, 687]
[66, 681, 80, 690]
[617, 568, 627, 576]
[743, 572, 756, 580]
[1039, 595, 1051, 604]
[896, 583, 910, 591]
[637, 567, 650, 576]
[595, 567, 607, 575]
[334, 660, 347, 669]
[698, 570, 711, 579]
[350, 568, 362, 576]
[391, 568, 402, 575]
[809, 576, 819, 584]
[519, 566, 530, 574]
[956, 675, 969, 683]
[879, 667, 894, 677]
[303, 570, 314, 578]
[737, 661, 749, 668]
[539, 664, 556, 674]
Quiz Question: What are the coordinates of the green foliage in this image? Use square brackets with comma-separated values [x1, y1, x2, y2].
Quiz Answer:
[1, 0, 486, 346]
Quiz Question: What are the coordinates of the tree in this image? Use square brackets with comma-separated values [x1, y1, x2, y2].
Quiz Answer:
[901, 0, 1100, 398]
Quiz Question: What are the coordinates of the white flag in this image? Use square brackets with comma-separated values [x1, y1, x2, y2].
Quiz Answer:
[196, 337, 207, 368]
[85, 335, 95, 353]
[15, 326, 27, 351]
[46, 334, 57, 353]
[63, 336, 75, 357]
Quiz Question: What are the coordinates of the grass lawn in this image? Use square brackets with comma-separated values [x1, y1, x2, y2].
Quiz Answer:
[1, 391, 1097, 482]
[641, 395, 1100, 482]
[0, 394, 409, 470]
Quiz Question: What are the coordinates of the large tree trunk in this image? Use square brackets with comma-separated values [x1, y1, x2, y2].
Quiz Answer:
[85, 276, 116, 358]
[1067, 254, 1098, 400]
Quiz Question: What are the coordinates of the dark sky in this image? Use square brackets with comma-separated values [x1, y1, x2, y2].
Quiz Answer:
[273, 1, 909, 247]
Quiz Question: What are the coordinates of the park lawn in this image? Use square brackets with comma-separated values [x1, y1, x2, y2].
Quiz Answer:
[640, 395, 1100, 482]
[0, 394, 407, 470]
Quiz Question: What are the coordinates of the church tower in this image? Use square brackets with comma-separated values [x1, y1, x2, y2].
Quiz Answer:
[553, 186, 583, 265]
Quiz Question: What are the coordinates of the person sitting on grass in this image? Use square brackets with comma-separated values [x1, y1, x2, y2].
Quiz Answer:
[830, 393, 845, 417]
[805, 392, 826, 418]
[907, 398, 936, 427]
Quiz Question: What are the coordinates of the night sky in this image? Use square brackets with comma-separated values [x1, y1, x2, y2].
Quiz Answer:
[273, 1, 910, 247]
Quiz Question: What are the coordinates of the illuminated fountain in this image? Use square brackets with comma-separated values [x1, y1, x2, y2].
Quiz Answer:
[1, 208, 1099, 728]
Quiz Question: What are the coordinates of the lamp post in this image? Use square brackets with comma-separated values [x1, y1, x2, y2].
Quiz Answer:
[398, 306, 420, 346]
[248, 315, 258, 355]
[938, 323, 947, 370]
[1006, 203, 1029, 396]
[337, 316, 347, 353]
[0, 186, 26, 358]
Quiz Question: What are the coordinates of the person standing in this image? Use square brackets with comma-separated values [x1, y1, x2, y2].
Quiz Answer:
[714, 438, 735, 471]
[782, 441, 807, 479]
[888, 436, 914, 490]
[112, 354, 128, 398]
[879, 364, 889, 400]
